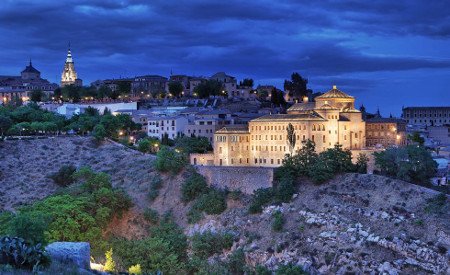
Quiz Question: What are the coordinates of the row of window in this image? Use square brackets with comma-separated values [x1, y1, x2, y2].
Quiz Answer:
[187, 129, 214, 134]
[404, 113, 450, 118]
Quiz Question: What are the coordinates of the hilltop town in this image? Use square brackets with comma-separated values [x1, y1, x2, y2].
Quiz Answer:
[0, 48, 449, 274]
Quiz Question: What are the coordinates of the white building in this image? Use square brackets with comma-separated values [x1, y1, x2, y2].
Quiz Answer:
[147, 116, 189, 139]
[57, 102, 137, 118]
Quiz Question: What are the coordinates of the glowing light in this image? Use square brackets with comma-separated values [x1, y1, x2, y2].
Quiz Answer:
[396, 135, 401, 140]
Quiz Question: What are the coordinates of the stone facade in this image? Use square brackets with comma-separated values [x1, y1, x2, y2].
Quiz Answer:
[366, 118, 407, 148]
[211, 86, 366, 167]
[196, 165, 274, 194]
[402, 106, 450, 126]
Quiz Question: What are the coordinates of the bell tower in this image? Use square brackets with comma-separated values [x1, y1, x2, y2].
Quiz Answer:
[61, 44, 82, 87]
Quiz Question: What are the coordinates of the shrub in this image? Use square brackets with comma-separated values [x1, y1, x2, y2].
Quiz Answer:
[191, 231, 234, 259]
[181, 173, 209, 202]
[112, 237, 184, 274]
[128, 264, 142, 274]
[255, 265, 272, 275]
[275, 177, 295, 203]
[228, 190, 242, 200]
[424, 193, 447, 214]
[194, 189, 227, 215]
[0, 212, 13, 236]
[272, 211, 284, 232]
[276, 263, 307, 275]
[149, 214, 188, 261]
[249, 188, 275, 214]
[143, 208, 159, 224]
[355, 153, 369, 174]
[0, 236, 50, 270]
[187, 206, 204, 224]
[104, 248, 116, 272]
[154, 146, 187, 174]
[7, 212, 50, 245]
[48, 165, 76, 187]
[148, 175, 163, 202]
[227, 248, 247, 275]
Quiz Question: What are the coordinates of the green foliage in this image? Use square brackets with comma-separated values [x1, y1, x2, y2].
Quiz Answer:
[276, 263, 307, 275]
[272, 211, 284, 232]
[175, 136, 212, 154]
[187, 206, 204, 224]
[128, 264, 142, 274]
[5, 168, 132, 256]
[112, 237, 183, 274]
[193, 79, 223, 98]
[191, 231, 234, 259]
[408, 131, 425, 146]
[0, 236, 50, 271]
[255, 265, 272, 275]
[0, 212, 13, 236]
[226, 248, 247, 275]
[286, 123, 296, 155]
[149, 213, 188, 262]
[148, 175, 163, 202]
[0, 115, 13, 136]
[355, 153, 369, 174]
[424, 193, 448, 214]
[137, 137, 160, 153]
[92, 124, 107, 141]
[284, 72, 309, 101]
[143, 208, 159, 224]
[154, 146, 187, 174]
[249, 188, 275, 214]
[48, 165, 76, 187]
[374, 145, 437, 184]
[192, 189, 227, 215]
[275, 176, 295, 203]
[7, 212, 50, 245]
[104, 248, 116, 272]
[168, 81, 184, 97]
[181, 172, 209, 202]
[29, 90, 43, 102]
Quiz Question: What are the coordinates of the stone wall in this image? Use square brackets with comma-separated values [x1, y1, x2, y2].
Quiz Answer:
[195, 166, 274, 194]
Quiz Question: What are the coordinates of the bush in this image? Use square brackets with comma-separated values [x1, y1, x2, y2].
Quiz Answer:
[181, 173, 209, 202]
[276, 263, 307, 275]
[154, 146, 187, 174]
[275, 177, 295, 203]
[227, 248, 247, 275]
[255, 265, 272, 275]
[148, 175, 163, 202]
[249, 188, 275, 214]
[191, 231, 234, 259]
[194, 189, 227, 215]
[424, 193, 448, 214]
[104, 248, 116, 272]
[128, 264, 142, 274]
[112, 237, 184, 274]
[187, 207, 204, 224]
[272, 211, 284, 232]
[49, 165, 76, 187]
[143, 208, 159, 224]
[0, 236, 50, 270]
[149, 214, 188, 261]
[7, 212, 50, 245]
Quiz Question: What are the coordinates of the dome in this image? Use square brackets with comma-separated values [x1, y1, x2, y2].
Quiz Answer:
[316, 85, 354, 99]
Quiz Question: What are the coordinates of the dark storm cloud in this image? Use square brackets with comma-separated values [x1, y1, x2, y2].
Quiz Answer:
[0, 0, 449, 113]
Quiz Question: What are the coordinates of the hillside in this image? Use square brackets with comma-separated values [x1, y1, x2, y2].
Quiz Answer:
[0, 137, 448, 274]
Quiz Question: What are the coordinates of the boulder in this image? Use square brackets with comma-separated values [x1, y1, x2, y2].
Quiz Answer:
[45, 242, 91, 270]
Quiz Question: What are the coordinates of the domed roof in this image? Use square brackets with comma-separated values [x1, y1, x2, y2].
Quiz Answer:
[316, 85, 353, 99]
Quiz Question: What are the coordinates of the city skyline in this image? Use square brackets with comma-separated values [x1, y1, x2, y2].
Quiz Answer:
[1, 0, 449, 116]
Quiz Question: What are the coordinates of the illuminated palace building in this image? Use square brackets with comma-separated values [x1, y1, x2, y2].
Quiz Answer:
[205, 86, 366, 167]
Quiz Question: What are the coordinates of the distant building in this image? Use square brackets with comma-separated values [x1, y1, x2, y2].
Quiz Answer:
[57, 102, 137, 118]
[210, 72, 237, 98]
[208, 86, 366, 167]
[91, 78, 133, 93]
[147, 116, 188, 139]
[402, 106, 450, 127]
[0, 61, 58, 102]
[168, 75, 190, 96]
[131, 75, 168, 97]
[61, 47, 82, 87]
[365, 117, 407, 148]
[189, 77, 206, 96]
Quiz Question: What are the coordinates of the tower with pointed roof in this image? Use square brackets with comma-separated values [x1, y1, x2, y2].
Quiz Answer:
[61, 46, 82, 87]
[21, 60, 41, 80]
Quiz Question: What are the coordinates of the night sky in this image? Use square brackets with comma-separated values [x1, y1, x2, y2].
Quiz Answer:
[1, 0, 449, 115]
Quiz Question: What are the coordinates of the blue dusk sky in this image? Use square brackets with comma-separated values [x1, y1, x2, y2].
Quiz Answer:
[0, 0, 449, 115]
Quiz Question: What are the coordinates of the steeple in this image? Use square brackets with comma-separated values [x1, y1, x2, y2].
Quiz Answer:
[61, 45, 81, 87]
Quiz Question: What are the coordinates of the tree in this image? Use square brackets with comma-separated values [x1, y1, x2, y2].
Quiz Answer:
[374, 145, 437, 184]
[93, 124, 107, 141]
[286, 123, 296, 155]
[168, 81, 184, 97]
[0, 115, 12, 136]
[175, 136, 212, 154]
[355, 153, 369, 173]
[117, 81, 131, 96]
[193, 80, 222, 98]
[239, 78, 254, 87]
[408, 131, 425, 146]
[30, 90, 43, 102]
[97, 86, 112, 99]
[284, 72, 309, 101]
[104, 248, 116, 272]
[271, 88, 286, 107]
